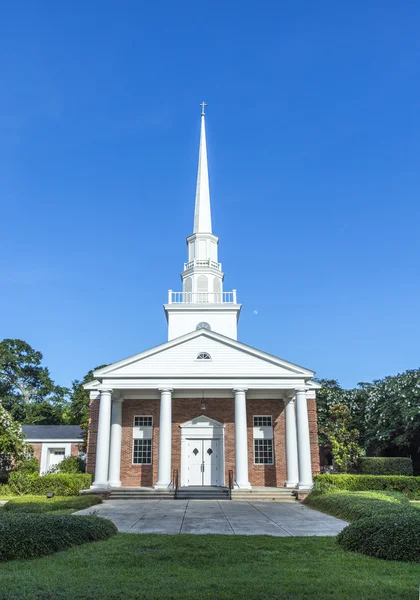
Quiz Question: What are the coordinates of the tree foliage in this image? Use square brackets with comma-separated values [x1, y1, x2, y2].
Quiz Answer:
[316, 369, 420, 472]
[0, 403, 31, 467]
[0, 339, 68, 425]
[320, 403, 364, 472]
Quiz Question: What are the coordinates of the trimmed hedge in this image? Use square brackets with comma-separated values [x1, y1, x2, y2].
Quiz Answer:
[305, 489, 420, 563]
[337, 513, 420, 563]
[304, 490, 411, 522]
[0, 513, 117, 561]
[4, 495, 101, 513]
[314, 473, 420, 499]
[7, 472, 92, 496]
[358, 457, 413, 476]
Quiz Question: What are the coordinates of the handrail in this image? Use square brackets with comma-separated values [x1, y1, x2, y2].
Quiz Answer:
[167, 290, 237, 304]
[173, 469, 179, 500]
[228, 470, 234, 500]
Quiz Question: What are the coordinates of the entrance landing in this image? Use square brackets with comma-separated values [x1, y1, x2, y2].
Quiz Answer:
[75, 499, 348, 536]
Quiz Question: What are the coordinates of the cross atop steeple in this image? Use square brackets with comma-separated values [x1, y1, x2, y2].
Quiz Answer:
[200, 101, 207, 116]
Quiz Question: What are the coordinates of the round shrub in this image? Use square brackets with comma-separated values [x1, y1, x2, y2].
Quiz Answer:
[337, 512, 420, 562]
[0, 514, 117, 561]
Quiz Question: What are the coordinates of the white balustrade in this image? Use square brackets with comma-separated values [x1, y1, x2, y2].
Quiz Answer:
[183, 259, 221, 271]
[167, 291, 237, 304]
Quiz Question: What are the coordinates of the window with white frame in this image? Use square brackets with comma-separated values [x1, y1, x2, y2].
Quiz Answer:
[253, 415, 274, 464]
[133, 415, 153, 464]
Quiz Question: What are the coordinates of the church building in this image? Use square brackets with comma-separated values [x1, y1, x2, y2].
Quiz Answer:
[85, 105, 320, 493]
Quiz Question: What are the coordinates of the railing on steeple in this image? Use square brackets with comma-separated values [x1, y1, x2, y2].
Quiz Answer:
[184, 259, 222, 271]
[167, 290, 237, 304]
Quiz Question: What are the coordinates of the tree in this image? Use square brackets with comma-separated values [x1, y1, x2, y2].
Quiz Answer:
[0, 339, 69, 424]
[321, 403, 364, 472]
[0, 403, 31, 470]
[361, 369, 420, 465]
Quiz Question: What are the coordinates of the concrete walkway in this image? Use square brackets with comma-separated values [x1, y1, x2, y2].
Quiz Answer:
[75, 500, 348, 536]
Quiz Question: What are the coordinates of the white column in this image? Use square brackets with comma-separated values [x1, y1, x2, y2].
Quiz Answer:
[155, 388, 173, 489]
[108, 397, 123, 487]
[295, 387, 313, 489]
[284, 396, 299, 488]
[91, 388, 113, 489]
[233, 387, 251, 489]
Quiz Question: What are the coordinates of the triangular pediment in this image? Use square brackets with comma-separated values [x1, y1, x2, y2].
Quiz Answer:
[180, 415, 224, 428]
[85, 330, 315, 387]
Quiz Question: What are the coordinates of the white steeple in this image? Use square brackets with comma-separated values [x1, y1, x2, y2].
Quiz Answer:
[164, 103, 241, 341]
[193, 103, 212, 233]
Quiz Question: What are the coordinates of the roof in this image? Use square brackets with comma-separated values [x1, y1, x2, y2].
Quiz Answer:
[21, 425, 83, 441]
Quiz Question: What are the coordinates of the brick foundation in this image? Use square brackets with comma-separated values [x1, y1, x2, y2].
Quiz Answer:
[86, 395, 320, 487]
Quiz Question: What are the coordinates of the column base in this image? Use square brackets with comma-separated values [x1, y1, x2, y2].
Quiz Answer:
[108, 481, 121, 488]
[285, 481, 298, 488]
[154, 482, 171, 490]
[235, 482, 252, 489]
[90, 482, 110, 491]
[297, 482, 313, 490]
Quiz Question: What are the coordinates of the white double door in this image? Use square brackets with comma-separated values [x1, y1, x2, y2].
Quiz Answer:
[187, 438, 221, 486]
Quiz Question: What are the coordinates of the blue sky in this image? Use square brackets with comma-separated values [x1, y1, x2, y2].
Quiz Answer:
[1, 1, 419, 390]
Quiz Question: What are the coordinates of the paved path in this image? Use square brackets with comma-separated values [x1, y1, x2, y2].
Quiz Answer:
[75, 500, 348, 536]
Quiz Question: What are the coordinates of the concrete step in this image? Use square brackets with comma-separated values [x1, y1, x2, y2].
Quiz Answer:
[231, 488, 296, 502]
[109, 489, 175, 500]
[176, 486, 230, 500]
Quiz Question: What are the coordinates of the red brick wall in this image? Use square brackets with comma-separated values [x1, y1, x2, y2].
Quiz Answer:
[86, 398, 99, 475]
[308, 398, 321, 475]
[120, 400, 160, 487]
[247, 399, 287, 487]
[31, 443, 42, 465]
[86, 395, 320, 487]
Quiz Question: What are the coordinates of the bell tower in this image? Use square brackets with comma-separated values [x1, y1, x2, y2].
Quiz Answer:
[164, 104, 241, 340]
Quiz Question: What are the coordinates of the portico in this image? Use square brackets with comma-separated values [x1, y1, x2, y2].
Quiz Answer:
[86, 353, 319, 492]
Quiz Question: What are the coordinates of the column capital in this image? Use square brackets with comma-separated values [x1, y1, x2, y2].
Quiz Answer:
[295, 387, 308, 394]
[158, 387, 173, 393]
[98, 387, 113, 395]
[233, 387, 248, 393]
[112, 397, 124, 404]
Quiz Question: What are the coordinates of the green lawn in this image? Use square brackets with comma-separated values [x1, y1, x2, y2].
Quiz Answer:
[0, 534, 419, 600]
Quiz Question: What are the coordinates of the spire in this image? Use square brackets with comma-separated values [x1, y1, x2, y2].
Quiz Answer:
[193, 102, 212, 233]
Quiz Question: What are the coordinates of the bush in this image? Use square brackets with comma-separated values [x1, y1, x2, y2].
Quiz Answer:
[46, 455, 84, 474]
[0, 484, 14, 497]
[337, 513, 420, 562]
[18, 457, 40, 475]
[8, 472, 92, 496]
[4, 495, 101, 513]
[0, 513, 117, 561]
[314, 473, 420, 499]
[358, 457, 413, 476]
[304, 490, 412, 522]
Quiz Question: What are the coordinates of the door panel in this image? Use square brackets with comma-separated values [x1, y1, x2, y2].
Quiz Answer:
[187, 441, 203, 486]
[187, 439, 220, 486]
[203, 439, 219, 486]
